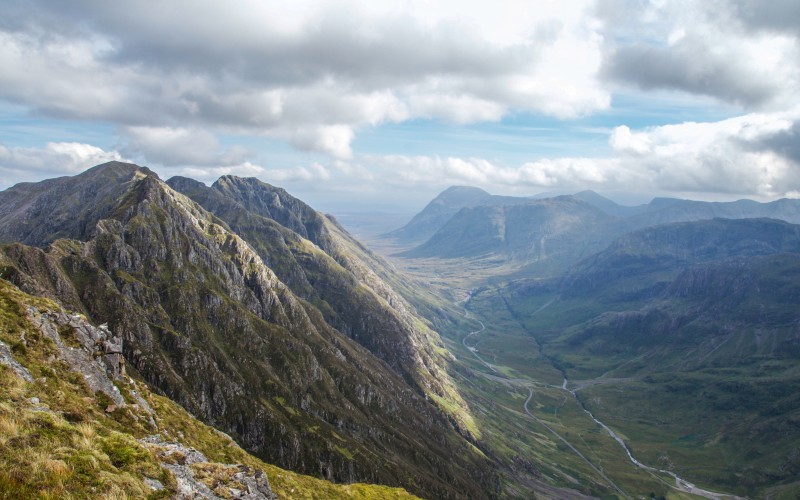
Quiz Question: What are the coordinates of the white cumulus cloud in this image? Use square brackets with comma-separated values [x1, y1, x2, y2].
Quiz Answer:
[0, 142, 123, 187]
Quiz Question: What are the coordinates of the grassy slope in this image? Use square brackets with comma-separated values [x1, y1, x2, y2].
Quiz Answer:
[0, 278, 417, 499]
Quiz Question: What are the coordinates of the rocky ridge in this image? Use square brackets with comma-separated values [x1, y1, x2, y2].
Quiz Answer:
[0, 162, 493, 498]
[168, 175, 477, 438]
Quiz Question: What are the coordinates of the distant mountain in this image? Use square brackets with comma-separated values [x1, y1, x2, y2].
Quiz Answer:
[401, 196, 614, 274]
[622, 196, 800, 227]
[563, 217, 800, 298]
[384, 185, 526, 244]
[0, 162, 493, 498]
[397, 186, 800, 278]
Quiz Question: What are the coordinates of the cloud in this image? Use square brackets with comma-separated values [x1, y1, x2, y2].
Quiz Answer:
[175, 162, 331, 186]
[288, 125, 355, 159]
[609, 125, 651, 155]
[604, 39, 783, 107]
[344, 108, 800, 199]
[0, 142, 123, 187]
[0, 0, 609, 157]
[269, 162, 331, 182]
[598, 0, 800, 109]
[757, 121, 800, 164]
[121, 126, 252, 167]
[730, 0, 800, 35]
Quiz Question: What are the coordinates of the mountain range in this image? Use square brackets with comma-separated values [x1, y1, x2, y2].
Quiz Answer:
[378, 185, 800, 497]
[4, 169, 800, 498]
[391, 186, 800, 279]
[0, 162, 494, 499]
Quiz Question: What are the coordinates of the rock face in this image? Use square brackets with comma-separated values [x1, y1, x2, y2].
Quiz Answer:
[0, 162, 493, 499]
[141, 435, 277, 499]
[28, 307, 126, 406]
[167, 175, 473, 438]
[0, 339, 34, 382]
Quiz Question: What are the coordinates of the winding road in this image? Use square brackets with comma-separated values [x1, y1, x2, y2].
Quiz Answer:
[461, 314, 499, 373]
[459, 295, 629, 497]
[524, 387, 629, 498]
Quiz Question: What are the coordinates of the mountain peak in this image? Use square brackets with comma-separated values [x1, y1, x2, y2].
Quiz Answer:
[0, 161, 165, 247]
[433, 185, 491, 204]
[571, 190, 629, 216]
[80, 161, 160, 181]
[215, 174, 275, 190]
[166, 175, 207, 192]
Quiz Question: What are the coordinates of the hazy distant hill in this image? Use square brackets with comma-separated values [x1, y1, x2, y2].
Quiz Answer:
[384, 185, 527, 244]
[400, 195, 614, 275]
[395, 186, 800, 278]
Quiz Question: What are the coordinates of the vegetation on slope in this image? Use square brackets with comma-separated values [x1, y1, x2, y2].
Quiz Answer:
[500, 219, 800, 496]
[0, 278, 418, 499]
[0, 163, 494, 498]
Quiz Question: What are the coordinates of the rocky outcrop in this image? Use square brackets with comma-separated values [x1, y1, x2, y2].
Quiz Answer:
[27, 307, 126, 406]
[0, 339, 34, 382]
[141, 435, 276, 499]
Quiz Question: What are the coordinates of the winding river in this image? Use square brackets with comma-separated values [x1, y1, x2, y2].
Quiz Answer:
[563, 377, 746, 500]
[460, 291, 746, 499]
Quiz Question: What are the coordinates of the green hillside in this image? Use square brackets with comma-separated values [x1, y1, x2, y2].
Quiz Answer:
[0, 277, 418, 499]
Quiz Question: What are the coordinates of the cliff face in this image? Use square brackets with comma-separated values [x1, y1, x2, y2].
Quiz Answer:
[0, 163, 492, 499]
[168, 175, 476, 439]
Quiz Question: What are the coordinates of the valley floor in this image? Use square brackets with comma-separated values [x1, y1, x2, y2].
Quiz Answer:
[366, 243, 783, 499]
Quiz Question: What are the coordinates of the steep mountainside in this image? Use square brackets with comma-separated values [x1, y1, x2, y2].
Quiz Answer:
[166, 175, 476, 438]
[502, 218, 800, 495]
[0, 277, 417, 499]
[0, 162, 493, 499]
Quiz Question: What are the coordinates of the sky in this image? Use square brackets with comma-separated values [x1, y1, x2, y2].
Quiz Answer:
[1, 0, 800, 213]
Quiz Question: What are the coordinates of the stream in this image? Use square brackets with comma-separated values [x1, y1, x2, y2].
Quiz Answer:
[460, 290, 745, 499]
[562, 378, 746, 500]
